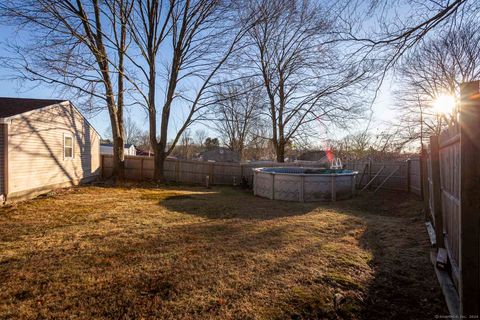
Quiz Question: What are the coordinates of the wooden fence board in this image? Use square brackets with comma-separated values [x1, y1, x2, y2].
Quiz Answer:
[458, 81, 480, 315]
[424, 80, 480, 315]
[102, 156, 421, 194]
[435, 124, 461, 288]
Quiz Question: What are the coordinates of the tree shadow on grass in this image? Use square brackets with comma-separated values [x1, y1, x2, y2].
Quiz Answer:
[2, 213, 359, 318]
[0, 186, 447, 319]
[160, 187, 327, 220]
[352, 191, 448, 320]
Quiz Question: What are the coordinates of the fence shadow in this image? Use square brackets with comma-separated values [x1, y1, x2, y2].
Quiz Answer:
[350, 192, 447, 319]
[160, 187, 323, 220]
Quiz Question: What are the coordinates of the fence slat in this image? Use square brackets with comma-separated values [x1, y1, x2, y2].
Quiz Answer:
[459, 81, 480, 315]
[422, 148, 431, 220]
[430, 135, 445, 248]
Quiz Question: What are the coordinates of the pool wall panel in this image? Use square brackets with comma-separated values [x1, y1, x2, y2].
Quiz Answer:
[253, 167, 357, 202]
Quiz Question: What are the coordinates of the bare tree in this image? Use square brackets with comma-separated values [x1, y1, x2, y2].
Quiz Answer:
[328, 129, 407, 161]
[135, 131, 153, 155]
[0, 0, 134, 179]
[204, 137, 220, 150]
[243, 122, 273, 161]
[123, 116, 142, 145]
[339, 0, 471, 73]
[171, 129, 195, 160]
[212, 79, 262, 160]
[328, 132, 371, 161]
[126, 0, 253, 181]
[194, 129, 208, 149]
[239, 0, 370, 162]
[105, 115, 142, 145]
[393, 22, 480, 148]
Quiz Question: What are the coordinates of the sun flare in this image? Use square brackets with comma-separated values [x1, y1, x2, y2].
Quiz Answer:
[433, 94, 456, 115]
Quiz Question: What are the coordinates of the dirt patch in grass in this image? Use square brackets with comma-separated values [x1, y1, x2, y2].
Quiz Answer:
[0, 185, 446, 319]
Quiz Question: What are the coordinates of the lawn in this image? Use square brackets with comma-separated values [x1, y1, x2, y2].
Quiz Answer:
[0, 184, 446, 319]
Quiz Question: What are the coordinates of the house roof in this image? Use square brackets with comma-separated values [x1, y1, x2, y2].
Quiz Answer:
[0, 97, 101, 138]
[101, 143, 135, 148]
[0, 97, 66, 118]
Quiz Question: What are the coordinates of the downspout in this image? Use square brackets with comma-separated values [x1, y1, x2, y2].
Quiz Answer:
[0, 118, 10, 204]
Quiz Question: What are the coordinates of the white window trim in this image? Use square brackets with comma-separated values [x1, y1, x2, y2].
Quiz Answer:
[63, 133, 74, 160]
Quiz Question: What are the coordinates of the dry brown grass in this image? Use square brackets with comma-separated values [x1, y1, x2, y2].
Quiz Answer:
[0, 184, 446, 319]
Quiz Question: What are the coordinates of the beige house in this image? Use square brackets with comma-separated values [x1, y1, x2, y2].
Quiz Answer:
[0, 98, 101, 202]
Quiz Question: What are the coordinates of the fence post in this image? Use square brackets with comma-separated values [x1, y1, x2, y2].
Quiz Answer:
[459, 80, 480, 315]
[406, 159, 411, 193]
[175, 160, 180, 182]
[140, 157, 144, 181]
[368, 160, 372, 189]
[421, 148, 430, 220]
[209, 163, 214, 185]
[419, 153, 425, 199]
[101, 155, 104, 178]
[430, 135, 444, 248]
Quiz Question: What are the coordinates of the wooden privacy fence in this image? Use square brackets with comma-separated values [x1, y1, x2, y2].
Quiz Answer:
[424, 80, 480, 316]
[101, 154, 421, 194]
[101, 156, 329, 186]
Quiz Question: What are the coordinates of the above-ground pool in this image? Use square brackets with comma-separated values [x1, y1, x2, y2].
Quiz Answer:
[253, 167, 358, 202]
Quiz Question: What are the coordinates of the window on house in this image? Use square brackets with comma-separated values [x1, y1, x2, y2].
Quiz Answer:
[64, 134, 74, 159]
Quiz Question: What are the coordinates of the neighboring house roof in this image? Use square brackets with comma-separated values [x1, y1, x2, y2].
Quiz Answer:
[136, 149, 154, 156]
[100, 143, 135, 148]
[0, 97, 65, 118]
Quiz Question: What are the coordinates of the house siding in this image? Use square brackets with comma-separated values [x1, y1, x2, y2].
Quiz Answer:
[7, 103, 100, 198]
[0, 124, 4, 197]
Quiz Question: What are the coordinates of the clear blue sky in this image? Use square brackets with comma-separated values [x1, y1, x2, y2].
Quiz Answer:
[0, 11, 398, 143]
[0, 24, 225, 140]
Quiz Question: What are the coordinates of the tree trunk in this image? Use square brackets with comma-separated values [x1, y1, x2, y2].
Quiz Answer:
[112, 134, 125, 179]
[154, 146, 166, 182]
[83, 0, 126, 181]
[107, 99, 125, 180]
[276, 144, 285, 162]
[113, 2, 127, 181]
